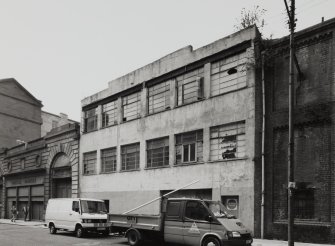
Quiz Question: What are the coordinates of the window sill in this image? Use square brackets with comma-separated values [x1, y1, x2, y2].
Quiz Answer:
[145, 165, 171, 170]
[82, 129, 98, 134]
[101, 123, 118, 130]
[119, 168, 141, 173]
[207, 157, 248, 163]
[121, 117, 141, 124]
[174, 162, 204, 167]
[147, 107, 171, 117]
[175, 98, 205, 109]
[273, 220, 332, 227]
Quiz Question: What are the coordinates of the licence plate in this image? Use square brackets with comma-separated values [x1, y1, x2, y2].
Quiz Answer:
[246, 239, 252, 244]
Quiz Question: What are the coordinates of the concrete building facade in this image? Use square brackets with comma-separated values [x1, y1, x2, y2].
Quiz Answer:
[261, 18, 335, 243]
[79, 27, 262, 232]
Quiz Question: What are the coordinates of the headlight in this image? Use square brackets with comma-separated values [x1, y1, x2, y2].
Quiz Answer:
[228, 231, 241, 238]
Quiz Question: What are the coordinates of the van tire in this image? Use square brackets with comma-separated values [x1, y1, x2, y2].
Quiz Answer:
[202, 236, 221, 246]
[127, 229, 142, 246]
[49, 224, 57, 234]
[75, 225, 85, 238]
[102, 228, 110, 237]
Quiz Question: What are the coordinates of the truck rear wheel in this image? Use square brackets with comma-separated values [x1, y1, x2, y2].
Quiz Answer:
[127, 229, 142, 246]
[202, 236, 221, 246]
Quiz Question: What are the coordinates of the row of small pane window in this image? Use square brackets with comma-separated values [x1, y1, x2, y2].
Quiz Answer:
[83, 122, 245, 175]
[84, 53, 246, 132]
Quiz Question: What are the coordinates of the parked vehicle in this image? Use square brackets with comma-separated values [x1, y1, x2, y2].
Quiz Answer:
[109, 198, 253, 246]
[45, 198, 110, 238]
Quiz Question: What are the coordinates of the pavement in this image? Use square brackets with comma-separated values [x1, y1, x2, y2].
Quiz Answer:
[0, 220, 334, 246]
[0, 218, 46, 228]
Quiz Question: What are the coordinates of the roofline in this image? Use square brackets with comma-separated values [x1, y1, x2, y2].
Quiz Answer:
[0, 78, 43, 107]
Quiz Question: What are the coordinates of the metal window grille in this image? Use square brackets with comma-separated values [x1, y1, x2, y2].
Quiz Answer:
[101, 147, 117, 173]
[176, 68, 204, 105]
[210, 122, 245, 161]
[148, 81, 170, 114]
[122, 92, 141, 122]
[83, 151, 97, 175]
[84, 108, 98, 132]
[294, 189, 314, 219]
[102, 101, 118, 127]
[121, 143, 140, 171]
[211, 52, 247, 96]
[175, 130, 203, 165]
[147, 137, 169, 168]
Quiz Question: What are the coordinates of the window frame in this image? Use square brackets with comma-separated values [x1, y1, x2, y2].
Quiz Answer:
[147, 81, 171, 114]
[84, 107, 98, 133]
[100, 147, 117, 173]
[121, 143, 140, 171]
[122, 91, 141, 122]
[83, 151, 97, 175]
[102, 100, 118, 128]
[146, 137, 169, 168]
[210, 122, 246, 161]
[175, 130, 203, 165]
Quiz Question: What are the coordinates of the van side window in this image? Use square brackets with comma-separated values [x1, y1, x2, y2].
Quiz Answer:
[185, 201, 209, 221]
[166, 201, 181, 219]
[72, 201, 80, 213]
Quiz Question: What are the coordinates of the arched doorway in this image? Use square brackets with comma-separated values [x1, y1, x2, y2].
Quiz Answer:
[51, 153, 72, 198]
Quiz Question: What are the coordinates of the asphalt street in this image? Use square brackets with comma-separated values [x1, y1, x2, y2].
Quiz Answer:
[0, 223, 157, 246]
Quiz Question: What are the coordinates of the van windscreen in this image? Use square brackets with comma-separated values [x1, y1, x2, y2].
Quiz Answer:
[81, 200, 107, 214]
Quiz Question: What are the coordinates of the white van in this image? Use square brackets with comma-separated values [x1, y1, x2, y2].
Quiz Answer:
[45, 198, 110, 238]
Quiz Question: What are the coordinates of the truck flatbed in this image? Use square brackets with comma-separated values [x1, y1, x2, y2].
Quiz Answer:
[109, 214, 162, 232]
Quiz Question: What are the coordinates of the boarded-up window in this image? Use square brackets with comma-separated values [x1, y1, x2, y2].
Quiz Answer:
[147, 137, 169, 168]
[175, 130, 203, 165]
[210, 122, 245, 160]
[177, 68, 204, 105]
[121, 143, 140, 171]
[211, 52, 247, 96]
[101, 147, 117, 173]
[83, 151, 97, 175]
[102, 101, 118, 127]
[148, 81, 170, 114]
[122, 92, 141, 122]
[84, 108, 98, 132]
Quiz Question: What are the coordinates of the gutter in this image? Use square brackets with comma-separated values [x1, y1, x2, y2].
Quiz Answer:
[261, 51, 266, 239]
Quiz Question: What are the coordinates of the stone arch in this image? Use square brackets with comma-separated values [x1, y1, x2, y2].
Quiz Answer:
[46, 143, 78, 199]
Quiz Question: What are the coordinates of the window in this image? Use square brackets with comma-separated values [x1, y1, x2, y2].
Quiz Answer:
[175, 130, 203, 165]
[176, 68, 204, 105]
[211, 52, 247, 96]
[210, 122, 245, 161]
[102, 101, 118, 127]
[121, 143, 140, 171]
[52, 120, 58, 129]
[101, 147, 117, 173]
[21, 158, 25, 170]
[84, 108, 98, 132]
[122, 92, 141, 122]
[35, 155, 41, 167]
[83, 151, 97, 175]
[148, 81, 170, 114]
[72, 201, 80, 212]
[185, 201, 209, 221]
[147, 137, 169, 168]
[294, 188, 314, 219]
[166, 201, 182, 218]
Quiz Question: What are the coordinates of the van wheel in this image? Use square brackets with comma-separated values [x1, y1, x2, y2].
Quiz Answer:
[102, 228, 110, 237]
[49, 224, 57, 234]
[127, 230, 142, 246]
[76, 225, 85, 238]
[202, 236, 221, 246]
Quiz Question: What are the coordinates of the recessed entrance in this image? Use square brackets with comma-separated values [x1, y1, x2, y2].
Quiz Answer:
[51, 154, 72, 198]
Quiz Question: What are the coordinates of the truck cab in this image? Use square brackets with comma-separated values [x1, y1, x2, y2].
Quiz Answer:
[163, 198, 252, 246]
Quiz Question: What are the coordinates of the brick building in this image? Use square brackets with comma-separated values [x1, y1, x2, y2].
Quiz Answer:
[79, 26, 262, 232]
[260, 18, 335, 243]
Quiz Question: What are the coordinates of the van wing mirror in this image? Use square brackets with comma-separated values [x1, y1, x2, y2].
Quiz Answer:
[205, 215, 213, 222]
[74, 208, 80, 213]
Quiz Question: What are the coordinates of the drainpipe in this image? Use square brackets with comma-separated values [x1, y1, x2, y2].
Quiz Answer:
[261, 51, 266, 239]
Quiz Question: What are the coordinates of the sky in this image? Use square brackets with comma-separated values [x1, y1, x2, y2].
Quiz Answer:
[0, 0, 334, 121]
